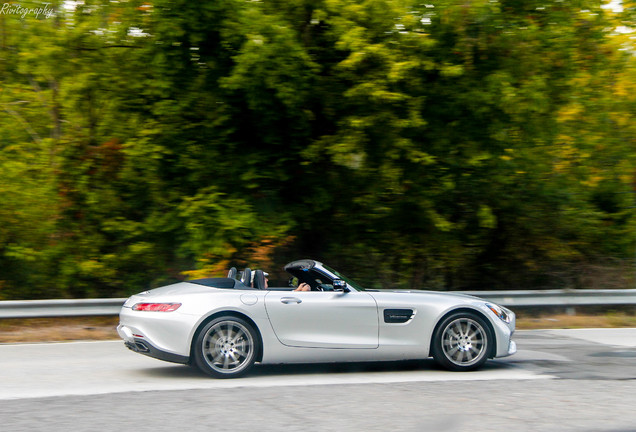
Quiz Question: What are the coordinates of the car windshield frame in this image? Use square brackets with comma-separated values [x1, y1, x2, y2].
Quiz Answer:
[321, 264, 365, 292]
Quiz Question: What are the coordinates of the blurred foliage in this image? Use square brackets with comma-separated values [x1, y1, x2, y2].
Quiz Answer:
[0, 0, 634, 298]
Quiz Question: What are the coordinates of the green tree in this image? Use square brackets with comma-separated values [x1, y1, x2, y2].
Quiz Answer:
[0, 0, 633, 298]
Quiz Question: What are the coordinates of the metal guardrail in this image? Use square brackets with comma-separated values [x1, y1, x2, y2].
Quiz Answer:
[0, 298, 127, 319]
[458, 289, 636, 308]
[0, 289, 635, 319]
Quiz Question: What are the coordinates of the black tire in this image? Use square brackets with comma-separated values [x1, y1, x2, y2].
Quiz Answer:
[193, 316, 260, 378]
[431, 311, 491, 372]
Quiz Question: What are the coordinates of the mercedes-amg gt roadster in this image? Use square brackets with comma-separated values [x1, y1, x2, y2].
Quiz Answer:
[118, 259, 516, 378]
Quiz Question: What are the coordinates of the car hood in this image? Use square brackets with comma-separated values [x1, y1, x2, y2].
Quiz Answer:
[364, 289, 485, 302]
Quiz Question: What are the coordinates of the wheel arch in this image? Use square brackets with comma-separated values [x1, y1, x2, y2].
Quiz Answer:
[429, 307, 497, 359]
[189, 310, 264, 363]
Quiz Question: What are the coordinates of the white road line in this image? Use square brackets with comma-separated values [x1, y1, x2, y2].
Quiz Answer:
[0, 340, 551, 400]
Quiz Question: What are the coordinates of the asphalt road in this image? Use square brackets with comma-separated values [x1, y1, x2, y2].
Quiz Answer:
[0, 329, 635, 432]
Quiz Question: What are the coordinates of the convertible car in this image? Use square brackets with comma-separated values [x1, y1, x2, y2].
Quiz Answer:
[118, 259, 516, 378]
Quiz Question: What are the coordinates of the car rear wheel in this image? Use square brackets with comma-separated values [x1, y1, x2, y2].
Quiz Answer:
[194, 316, 259, 378]
[432, 312, 491, 371]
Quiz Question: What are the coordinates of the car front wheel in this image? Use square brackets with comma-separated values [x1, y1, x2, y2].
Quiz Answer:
[194, 316, 260, 378]
[432, 312, 491, 371]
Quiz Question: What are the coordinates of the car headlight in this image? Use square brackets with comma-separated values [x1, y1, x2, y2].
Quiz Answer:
[486, 303, 511, 323]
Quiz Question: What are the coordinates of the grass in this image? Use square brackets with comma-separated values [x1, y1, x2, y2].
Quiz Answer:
[0, 316, 120, 343]
[515, 312, 636, 330]
[1, 312, 635, 344]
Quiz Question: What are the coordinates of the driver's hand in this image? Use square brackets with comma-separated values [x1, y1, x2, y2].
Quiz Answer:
[294, 283, 311, 292]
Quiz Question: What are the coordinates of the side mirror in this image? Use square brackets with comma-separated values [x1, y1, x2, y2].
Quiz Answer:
[332, 279, 350, 293]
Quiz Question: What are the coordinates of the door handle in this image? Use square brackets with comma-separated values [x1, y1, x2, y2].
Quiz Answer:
[280, 297, 302, 304]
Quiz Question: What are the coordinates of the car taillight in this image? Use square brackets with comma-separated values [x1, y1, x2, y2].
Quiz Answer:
[132, 303, 182, 312]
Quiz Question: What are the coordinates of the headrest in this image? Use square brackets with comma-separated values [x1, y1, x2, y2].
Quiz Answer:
[240, 268, 252, 287]
[252, 270, 267, 289]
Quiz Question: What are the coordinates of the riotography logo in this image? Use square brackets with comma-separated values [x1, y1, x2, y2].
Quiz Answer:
[0, 2, 55, 19]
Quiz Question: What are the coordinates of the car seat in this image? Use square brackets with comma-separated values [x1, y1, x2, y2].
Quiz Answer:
[240, 268, 252, 287]
[252, 270, 267, 289]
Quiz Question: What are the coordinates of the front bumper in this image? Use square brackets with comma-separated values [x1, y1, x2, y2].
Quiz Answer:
[508, 340, 517, 356]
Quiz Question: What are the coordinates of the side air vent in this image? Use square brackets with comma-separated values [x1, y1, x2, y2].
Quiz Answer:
[383, 309, 414, 324]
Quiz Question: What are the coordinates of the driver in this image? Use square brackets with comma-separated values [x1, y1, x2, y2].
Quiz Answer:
[248, 269, 312, 291]
[295, 282, 311, 291]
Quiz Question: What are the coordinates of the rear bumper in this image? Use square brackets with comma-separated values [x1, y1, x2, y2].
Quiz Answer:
[118, 324, 189, 364]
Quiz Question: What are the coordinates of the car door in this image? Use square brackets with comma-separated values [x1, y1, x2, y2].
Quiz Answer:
[264, 291, 379, 349]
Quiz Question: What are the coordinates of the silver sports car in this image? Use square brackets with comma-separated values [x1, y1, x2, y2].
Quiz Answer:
[118, 259, 516, 378]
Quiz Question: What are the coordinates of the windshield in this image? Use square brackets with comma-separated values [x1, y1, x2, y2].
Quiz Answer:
[322, 264, 365, 291]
